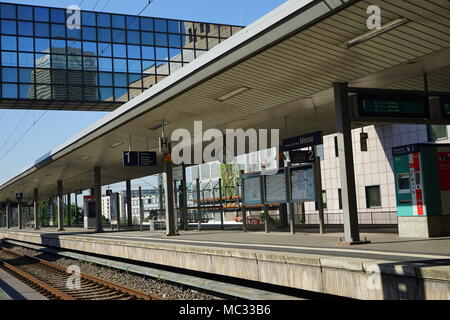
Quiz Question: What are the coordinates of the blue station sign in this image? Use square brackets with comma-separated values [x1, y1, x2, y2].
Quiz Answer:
[283, 131, 323, 151]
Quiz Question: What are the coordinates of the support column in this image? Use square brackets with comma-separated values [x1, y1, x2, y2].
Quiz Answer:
[285, 163, 295, 235]
[6, 200, 11, 229]
[33, 189, 40, 230]
[67, 194, 71, 227]
[218, 179, 224, 230]
[126, 179, 132, 227]
[139, 186, 143, 232]
[181, 165, 188, 231]
[17, 201, 23, 230]
[240, 172, 247, 232]
[196, 178, 202, 232]
[74, 194, 79, 224]
[164, 161, 177, 236]
[314, 146, 325, 234]
[57, 181, 65, 231]
[94, 167, 103, 233]
[333, 82, 364, 244]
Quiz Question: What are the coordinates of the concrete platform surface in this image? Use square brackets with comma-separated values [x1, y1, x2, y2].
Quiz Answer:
[0, 268, 47, 300]
[1, 228, 449, 300]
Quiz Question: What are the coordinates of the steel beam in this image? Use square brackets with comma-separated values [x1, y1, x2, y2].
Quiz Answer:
[94, 167, 103, 233]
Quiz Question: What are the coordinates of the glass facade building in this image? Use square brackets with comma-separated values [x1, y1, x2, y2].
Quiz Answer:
[0, 2, 243, 111]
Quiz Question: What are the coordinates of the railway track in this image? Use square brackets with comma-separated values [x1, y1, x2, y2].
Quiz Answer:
[0, 247, 163, 300]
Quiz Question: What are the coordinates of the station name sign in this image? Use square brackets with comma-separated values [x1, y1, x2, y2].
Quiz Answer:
[283, 131, 323, 151]
[356, 93, 429, 119]
[123, 151, 157, 167]
[392, 144, 420, 156]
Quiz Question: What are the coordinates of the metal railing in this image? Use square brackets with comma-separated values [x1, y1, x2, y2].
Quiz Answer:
[304, 211, 398, 225]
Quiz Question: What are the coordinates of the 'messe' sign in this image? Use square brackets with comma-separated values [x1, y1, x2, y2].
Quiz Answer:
[283, 131, 323, 151]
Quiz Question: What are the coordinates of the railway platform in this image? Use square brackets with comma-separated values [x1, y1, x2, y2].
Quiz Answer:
[0, 268, 47, 300]
[1, 227, 449, 300]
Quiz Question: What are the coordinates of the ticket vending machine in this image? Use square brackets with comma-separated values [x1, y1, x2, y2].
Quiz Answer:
[83, 196, 96, 230]
[393, 144, 450, 238]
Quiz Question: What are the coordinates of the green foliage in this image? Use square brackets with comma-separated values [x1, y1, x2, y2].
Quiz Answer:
[220, 164, 241, 198]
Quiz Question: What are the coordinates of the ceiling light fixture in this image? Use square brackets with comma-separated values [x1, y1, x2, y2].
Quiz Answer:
[344, 18, 410, 48]
[217, 86, 251, 102]
[149, 121, 170, 131]
[110, 142, 124, 148]
[81, 156, 90, 161]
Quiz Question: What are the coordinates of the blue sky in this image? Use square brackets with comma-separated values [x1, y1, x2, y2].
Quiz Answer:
[0, 0, 287, 188]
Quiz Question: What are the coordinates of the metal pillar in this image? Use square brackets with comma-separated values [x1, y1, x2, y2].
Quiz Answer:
[67, 194, 71, 227]
[17, 201, 23, 230]
[218, 179, 224, 230]
[139, 186, 143, 232]
[284, 163, 295, 234]
[240, 172, 247, 232]
[33, 189, 40, 230]
[314, 146, 325, 234]
[94, 167, 103, 233]
[333, 82, 361, 244]
[126, 179, 132, 227]
[196, 178, 202, 232]
[6, 200, 11, 229]
[74, 194, 79, 224]
[57, 181, 65, 231]
[158, 180, 164, 223]
[164, 161, 177, 236]
[181, 165, 188, 231]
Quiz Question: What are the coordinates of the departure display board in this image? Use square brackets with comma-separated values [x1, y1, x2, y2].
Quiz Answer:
[290, 165, 316, 202]
[442, 96, 450, 118]
[264, 170, 287, 204]
[242, 173, 262, 205]
[357, 93, 429, 118]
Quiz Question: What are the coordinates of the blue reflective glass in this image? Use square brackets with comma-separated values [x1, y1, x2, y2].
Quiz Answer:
[140, 18, 153, 31]
[67, 55, 82, 70]
[51, 40, 66, 54]
[19, 84, 31, 98]
[128, 73, 142, 86]
[2, 67, 17, 82]
[18, 6, 32, 20]
[68, 41, 81, 54]
[99, 58, 112, 71]
[156, 47, 168, 61]
[19, 52, 34, 67]
[51, 54, 66, 69]
[114, 73, 127, 87]
[112, 15, 125, 29]
[169, 48, 182, 62]
[99, 87, 113, 101]
[168, 20, 180, 34]
[127, 31, 140, 44]
[97, 14, 111, 27]
[127, 45, 141, 59]
[155, 33, 168, 47]
[155, 19, 167, 33]
[68, 71, 82, 85]
[99, 72, 112, 86]
[128, 60, 141, 73]
[2, 20, 17, 35]
[51, 9, 66, 23]
[98, 43, 111, 57]
[83, 41, 97, 55]
[84, 57, 97, 71]
[142, 47, 154, 60]
[113, 58, 127, 72]
[1, 4, 16, 19]
[19, 37, 34, 52]
[82, 27, 96, 41]
[114, 87, 127, 100]
[112, 29, 125, 43]
[97, 28, 111, 42]
[2, 84, 17, 98]
[141, 32, 154, 46]
[67, 29, 81, 40]
[19, 68, 33, 83]
[142, 60, 155, 73]
[34, 54, 50, 68]
[113, 44, 126, 58]
[169, 34, 181, 48]
[51, 24, 65, 38]
[35, 23, 49, 37]
[18, 22, 33, 36]
[1, 36, 17, 50]
[82, 12, 96, 26]
[1, 52, 16, 66]
[35, 38, 50, 52]
[34, 7, 49, 22]
[126, 16, 139, 30]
